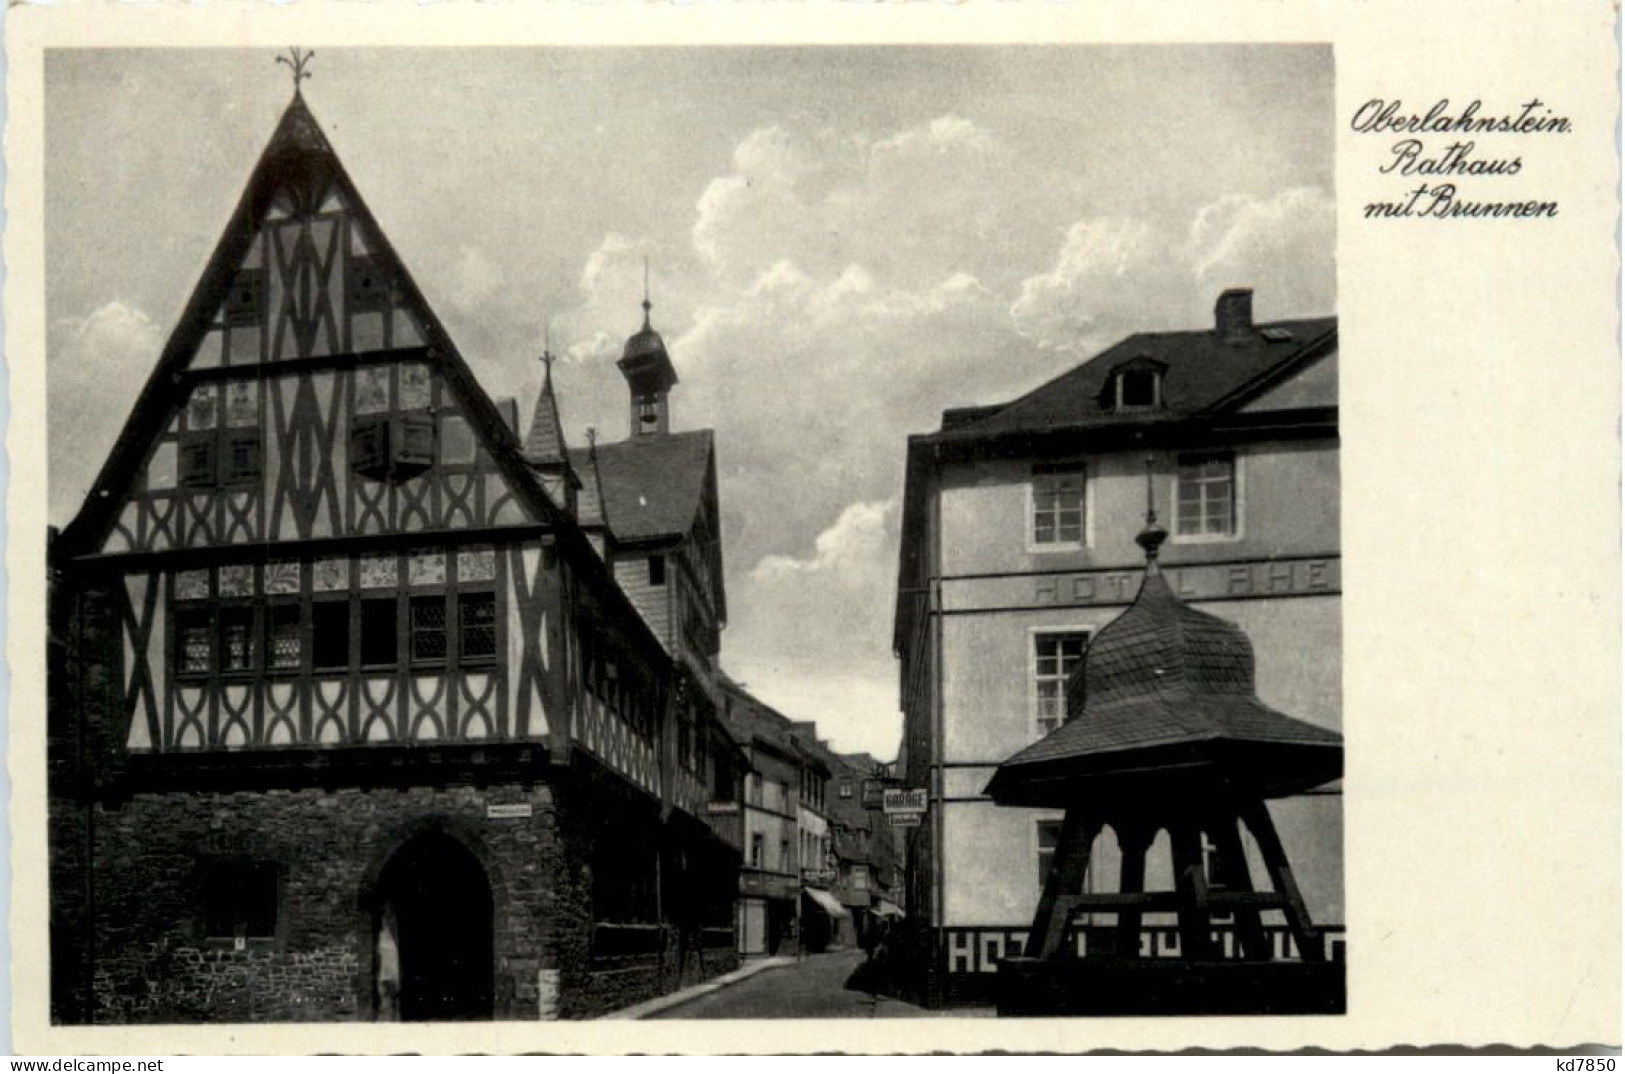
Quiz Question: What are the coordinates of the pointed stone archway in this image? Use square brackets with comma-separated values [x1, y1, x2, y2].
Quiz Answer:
[372, 831, 495, 1022]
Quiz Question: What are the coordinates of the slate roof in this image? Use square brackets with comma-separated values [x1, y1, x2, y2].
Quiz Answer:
[984, 530, 1341, 808]
[939, 316, 1336, 440]
[577, 439, 609, 530]
[522, 365, 572, 469]
[717, 674, 817, 766]
[580, 430, 715, 543]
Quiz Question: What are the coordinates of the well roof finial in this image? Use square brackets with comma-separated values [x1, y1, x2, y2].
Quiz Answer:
[276, 47, 315, 97]
[1135, 453, 1169, 564]
[641, 256, 652, 330]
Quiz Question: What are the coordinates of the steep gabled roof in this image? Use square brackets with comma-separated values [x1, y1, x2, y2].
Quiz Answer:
[523, 361, 575, 475]
[586, 430, 714, 542]
[54, 91, 572, 559]
[577, 434, 610, 532]
[577, 429, 727, 622]
[716, 672, 808, 762]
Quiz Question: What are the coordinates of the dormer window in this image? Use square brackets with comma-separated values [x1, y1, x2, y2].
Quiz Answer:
[1118, 369, 1159, 408]
[1104, 356, 1167, 412]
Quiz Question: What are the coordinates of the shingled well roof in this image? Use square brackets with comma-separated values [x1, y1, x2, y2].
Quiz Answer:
[984, 528, 1342, 807]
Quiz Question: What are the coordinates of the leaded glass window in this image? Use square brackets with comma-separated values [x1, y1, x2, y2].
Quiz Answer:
[410, 596, 448, 664]
[177, 610, 212, 676]
[459, 593, 497, 663]
[219, 607, 256, 673]
[267, 604, 302, 671]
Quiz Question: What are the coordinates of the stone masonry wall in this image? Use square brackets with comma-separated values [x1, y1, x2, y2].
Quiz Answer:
[80, 782, 564, 1024]
[550, 762, 742, 1020]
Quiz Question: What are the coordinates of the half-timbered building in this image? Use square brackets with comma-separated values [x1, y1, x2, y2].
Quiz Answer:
[48, 82, 743, 1024]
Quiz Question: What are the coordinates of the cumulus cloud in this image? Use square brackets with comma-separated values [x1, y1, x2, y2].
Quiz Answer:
[49, 301, 165, 524]
[751, 500, 896, 584]
[872, 113, 997, 158]
[1186, 186, 1337, 318]
[1012, 186, 1337, 356]
[1009, 217, 1177, 353]
[543, 118, 1335, 754]
[729, 500, 903, 757]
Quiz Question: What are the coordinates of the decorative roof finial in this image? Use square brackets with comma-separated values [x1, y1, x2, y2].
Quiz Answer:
[276, 48, 315, 97]
[1135, 453, 1168, 564]
[540, 323, 556, 386]
[641, 256, 652, 330]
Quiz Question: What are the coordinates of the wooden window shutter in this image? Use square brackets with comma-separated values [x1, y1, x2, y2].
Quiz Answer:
[393, 413, 436, 475]
[223, 431, 262, 485]
[179, 437, 217, 488]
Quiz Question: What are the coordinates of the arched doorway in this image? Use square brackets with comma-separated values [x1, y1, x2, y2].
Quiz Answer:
[373, 832, 494, 1022]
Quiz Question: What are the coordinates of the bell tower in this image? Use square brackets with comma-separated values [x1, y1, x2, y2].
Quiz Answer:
[616, 266, 678, 437]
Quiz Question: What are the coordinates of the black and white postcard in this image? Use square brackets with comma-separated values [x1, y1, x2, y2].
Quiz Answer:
[6, 0, 1619, 1055]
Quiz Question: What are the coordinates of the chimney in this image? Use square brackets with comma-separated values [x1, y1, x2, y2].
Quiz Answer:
[1215, 288, 1254, 344]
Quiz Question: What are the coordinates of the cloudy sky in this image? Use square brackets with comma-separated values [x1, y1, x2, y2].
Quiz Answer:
[45, 46, 1335, 758]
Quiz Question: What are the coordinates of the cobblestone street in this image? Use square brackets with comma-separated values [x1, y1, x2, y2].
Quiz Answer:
[649, 950, 981, 1019]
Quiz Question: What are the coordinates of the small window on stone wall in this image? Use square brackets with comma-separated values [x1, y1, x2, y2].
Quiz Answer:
[203, 860, 279, 940]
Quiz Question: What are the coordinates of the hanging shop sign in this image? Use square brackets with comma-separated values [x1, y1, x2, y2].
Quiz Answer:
[883, 788, 928, 815]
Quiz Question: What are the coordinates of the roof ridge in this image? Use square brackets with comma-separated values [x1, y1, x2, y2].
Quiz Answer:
[937, 313, 1338, 439]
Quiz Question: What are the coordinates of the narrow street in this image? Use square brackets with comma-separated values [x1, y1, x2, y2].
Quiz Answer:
[649, 949, 976, 1019]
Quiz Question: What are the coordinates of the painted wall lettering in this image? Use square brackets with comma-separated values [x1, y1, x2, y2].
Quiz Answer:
[1024, 556, 1340, 609]
[940, 925, 1336, 975]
